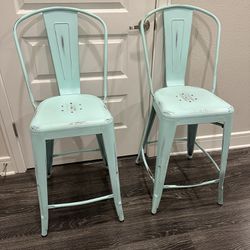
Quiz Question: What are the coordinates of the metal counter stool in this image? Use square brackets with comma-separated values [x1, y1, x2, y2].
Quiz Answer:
[136, 5, 234, 214]
[13, 7, 124, 236]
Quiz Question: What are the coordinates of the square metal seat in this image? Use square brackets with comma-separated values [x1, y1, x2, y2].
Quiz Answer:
[31, 94, 113, 132]
[154, 86, 233, 118]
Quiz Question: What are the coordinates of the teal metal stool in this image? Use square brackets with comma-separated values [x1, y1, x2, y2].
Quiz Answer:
[136, 5, 234, 214]
[13, 7, 124, 236]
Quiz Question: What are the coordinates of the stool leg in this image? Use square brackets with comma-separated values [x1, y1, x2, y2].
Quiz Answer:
[187, 124, 198, 159]
[31, 133, 49, 236]
[46, 139, 54, 177]
[96, 134, 107, 166]
[136, 106, 156, 164]
[102, 124, 124, 221]
[218, 116, 232, 205]
[152, 120, 176, 214]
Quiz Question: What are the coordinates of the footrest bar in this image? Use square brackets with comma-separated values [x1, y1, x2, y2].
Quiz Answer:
[194, 141, 220, 172]
[141, 148, 155, 182]
[48, 194, 114, 209]
[53, 147, 100, 158]
[140, 138, 220, 185]
[164, 179, 219, 189]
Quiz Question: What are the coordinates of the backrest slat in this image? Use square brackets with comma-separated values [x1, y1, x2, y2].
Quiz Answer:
[43, 10, 80, 95]
[163, 8, 193, 87]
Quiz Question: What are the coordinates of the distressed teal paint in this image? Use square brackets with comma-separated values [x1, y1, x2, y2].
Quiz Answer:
[164, 8, 193, 86]
[44, 11, 80, 95]
[136, 5, 234, 215]
[13, 7, 123, 237]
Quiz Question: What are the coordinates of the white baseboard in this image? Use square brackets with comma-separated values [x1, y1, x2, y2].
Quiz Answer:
[197, 130, 250, 150]
[147, 130, 250, 156]
[0, 156, 11, 162]
[0, 171, 16, 176]
[0, 156, 16, 176]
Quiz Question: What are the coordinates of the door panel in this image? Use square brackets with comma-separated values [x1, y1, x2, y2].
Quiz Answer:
[0, 0, 155, 169]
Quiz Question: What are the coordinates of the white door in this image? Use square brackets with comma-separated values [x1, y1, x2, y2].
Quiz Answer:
[0, 0, 155, 169]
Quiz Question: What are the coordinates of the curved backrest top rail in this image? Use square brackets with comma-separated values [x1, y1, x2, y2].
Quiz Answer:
[140, 4, 221, 97]
[13, 6, 108, 109]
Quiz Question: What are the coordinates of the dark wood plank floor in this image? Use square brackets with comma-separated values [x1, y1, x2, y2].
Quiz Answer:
[1, 148, 250, 249]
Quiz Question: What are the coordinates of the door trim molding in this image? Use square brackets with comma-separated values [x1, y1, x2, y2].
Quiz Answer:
[0, 72, 26, 173]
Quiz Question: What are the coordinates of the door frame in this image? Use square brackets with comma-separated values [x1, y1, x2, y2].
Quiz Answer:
[0, 71, 26, 173]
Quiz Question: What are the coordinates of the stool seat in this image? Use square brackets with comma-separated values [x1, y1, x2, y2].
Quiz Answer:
[31, 94, 113, 132]
[154, 86, 234, 118]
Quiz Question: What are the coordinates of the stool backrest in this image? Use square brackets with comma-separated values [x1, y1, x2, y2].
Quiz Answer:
[13, 7, 108, 108]
[140, 5, 221, 96]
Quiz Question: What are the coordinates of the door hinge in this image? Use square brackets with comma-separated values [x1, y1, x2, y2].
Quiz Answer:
[12, 122, 18, 138]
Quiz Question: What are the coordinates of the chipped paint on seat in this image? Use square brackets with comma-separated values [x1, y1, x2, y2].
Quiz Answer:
[31, 94, 113, 132]
[154, 86, 234, 118]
